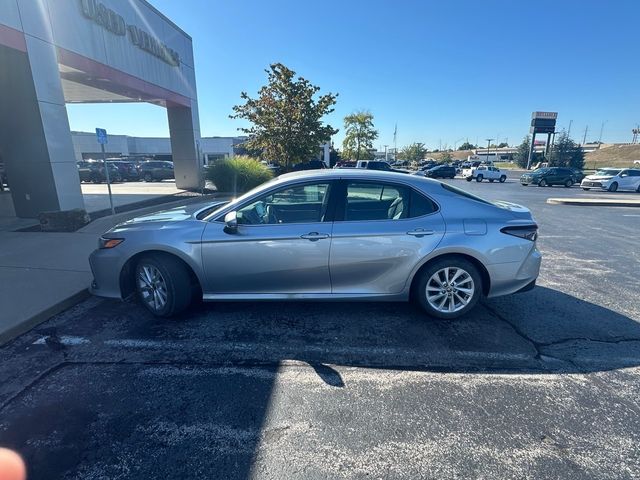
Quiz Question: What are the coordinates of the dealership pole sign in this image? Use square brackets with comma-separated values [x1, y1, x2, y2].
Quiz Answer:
[526, 111, 558, 170]
[79, 0, 181, 67]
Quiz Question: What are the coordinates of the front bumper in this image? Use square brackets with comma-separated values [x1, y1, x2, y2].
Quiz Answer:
[88, 248, 127, 299]
[520, 176, 539, 185]
[581, 180, 604, 188]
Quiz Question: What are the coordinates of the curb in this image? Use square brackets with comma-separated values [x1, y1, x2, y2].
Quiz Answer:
[0, 288, 91, 346]
[547, 198, 640, 207]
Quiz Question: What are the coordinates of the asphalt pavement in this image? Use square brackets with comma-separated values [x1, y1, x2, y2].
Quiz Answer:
[0, 171, 639, 479]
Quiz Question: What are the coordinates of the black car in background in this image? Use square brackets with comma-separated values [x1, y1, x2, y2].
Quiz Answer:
[77, 160, 122, 183]
[520, 167, 577, 187]
[291, 160, 327, 171]
[108, 160, 140, 181]
[422, 165, 456, 179]
[137, 161, 175, 182]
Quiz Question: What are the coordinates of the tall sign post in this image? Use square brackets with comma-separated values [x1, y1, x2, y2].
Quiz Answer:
[96, 128, 115, 215]
[526, 112, 557, 170]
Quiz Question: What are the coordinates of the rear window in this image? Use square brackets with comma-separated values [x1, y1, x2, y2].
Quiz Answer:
[440, 182, 492, 205]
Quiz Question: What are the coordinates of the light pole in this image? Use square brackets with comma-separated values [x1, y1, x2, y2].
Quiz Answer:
[485, 138, 493, 163]
[597, 121, 608, 148]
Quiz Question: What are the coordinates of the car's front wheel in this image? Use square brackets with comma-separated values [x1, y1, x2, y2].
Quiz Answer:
[135, 254, 193, 317]
[144, 173, 153, 182]
[476, 175, 483, 182]
[538, 179, 547, 187]
[499, 175, 507, 183]
[415, 257, 482, 320]
[564, 179, 573, 187]
[608, 182, 618, 192]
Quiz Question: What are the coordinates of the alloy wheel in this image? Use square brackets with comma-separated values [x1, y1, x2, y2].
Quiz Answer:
[137, 264, 168, 312]
[426, 267, 475, 313]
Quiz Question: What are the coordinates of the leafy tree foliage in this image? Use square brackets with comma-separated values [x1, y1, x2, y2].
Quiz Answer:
[231, 63, 338, 168]
[549, 132, 584, 169]
[399, 142, 428, 162]
[497, 142, 509, 148]
[514, 136, 533, 168]
[342, 111, 378, 160]
[458, 142, 476, 150]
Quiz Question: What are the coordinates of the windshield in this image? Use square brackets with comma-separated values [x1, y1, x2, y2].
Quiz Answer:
[533, 168, 550, 174]
[595, 169, 621, 176]
[202, 176, 281, 221]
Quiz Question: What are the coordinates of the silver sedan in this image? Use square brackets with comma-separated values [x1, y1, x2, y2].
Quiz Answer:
[89, 169, 541, 319]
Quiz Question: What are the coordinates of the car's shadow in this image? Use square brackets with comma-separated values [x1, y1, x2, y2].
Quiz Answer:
[1, 286, 639, 479]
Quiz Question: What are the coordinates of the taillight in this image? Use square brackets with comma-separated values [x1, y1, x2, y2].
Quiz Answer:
[500, 225, 538, 241]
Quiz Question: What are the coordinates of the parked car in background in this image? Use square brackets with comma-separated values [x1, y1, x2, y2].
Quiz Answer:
[569, 168, 585, 184]
[581, 168, 640, 192]
[292, 160, 327, 171]
[77, 160, 122, 183]
[334, 161, 357, 168]
[137, 161, 175, 182]
[108, 160, 140, 181]
[519, 167, 576, 187]
[416, 165, 456, 179]
[356, 160, 409, 173]
[89, 169, 541, 320]
[0, 159, 7, 189]
[463, 165, 506, 183]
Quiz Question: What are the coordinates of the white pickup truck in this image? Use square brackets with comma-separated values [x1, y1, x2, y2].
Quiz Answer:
[462, 165, 507, 183]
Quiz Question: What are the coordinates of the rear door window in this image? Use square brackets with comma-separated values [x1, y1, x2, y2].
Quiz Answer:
[342, 182, 437, 221]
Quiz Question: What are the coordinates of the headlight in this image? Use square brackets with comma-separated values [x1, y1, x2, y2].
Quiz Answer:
[99, 237, 124, 249]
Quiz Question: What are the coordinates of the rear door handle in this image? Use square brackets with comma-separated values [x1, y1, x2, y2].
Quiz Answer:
[407, 229, 434, 237]
[300, 232, 330, 241]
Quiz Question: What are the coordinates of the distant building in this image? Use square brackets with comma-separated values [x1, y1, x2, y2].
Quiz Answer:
[70, 132, 248, 164]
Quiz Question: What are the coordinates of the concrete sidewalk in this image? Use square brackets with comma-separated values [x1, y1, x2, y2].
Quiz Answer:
[0, 194, 227, 345]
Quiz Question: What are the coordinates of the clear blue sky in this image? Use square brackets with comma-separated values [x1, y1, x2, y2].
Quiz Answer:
[67, 0, 639, 149]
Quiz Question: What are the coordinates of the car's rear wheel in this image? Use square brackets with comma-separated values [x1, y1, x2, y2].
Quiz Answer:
[583, 187, 590, 191]
[476, 175, 483, 182]
[539, 179, 547, 187]
[135, 254, 192, 317]
[564, 179, 573, 187]
[608, 182, 618, 192]
[636, 184, 640, 193]
[415, 257, 482, 320]
[499, 175, 506, 183]
[466, 177, 472, 182]
[521, 183, 528, 186]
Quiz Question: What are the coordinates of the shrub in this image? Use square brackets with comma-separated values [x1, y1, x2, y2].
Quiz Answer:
[205, 156, 273, 193]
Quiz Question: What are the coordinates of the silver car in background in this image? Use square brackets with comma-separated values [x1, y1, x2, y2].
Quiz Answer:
[89, 169, 541, 319]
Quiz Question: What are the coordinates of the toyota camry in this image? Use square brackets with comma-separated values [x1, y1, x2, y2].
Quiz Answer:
[89, 169, 541, 320]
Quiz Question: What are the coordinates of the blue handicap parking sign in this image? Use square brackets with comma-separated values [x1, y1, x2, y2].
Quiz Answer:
[95, 128, 108, 144]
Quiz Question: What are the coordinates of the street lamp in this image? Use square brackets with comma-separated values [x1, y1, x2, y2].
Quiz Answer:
[485, 138, 493, 163]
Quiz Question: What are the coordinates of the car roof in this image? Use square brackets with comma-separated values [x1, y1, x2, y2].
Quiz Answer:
[276, 168, 442, 191]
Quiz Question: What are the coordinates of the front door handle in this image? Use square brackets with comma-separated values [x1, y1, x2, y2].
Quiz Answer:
[300, 232, 330, 241]
[407, 229, 434, 237]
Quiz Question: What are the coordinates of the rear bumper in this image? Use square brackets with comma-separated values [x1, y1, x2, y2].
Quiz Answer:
[486, 246, 541, 298]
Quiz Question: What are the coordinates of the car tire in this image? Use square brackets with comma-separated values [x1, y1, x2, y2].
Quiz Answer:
[608, 182, 618, 192]
[636, 184, 640, 193]
[583, 188, 590, 191]
[521, 183, 528, 186]
[499, 176, 506, 183]
[466, 177, 472, 182]
[476, 175, 483, 182]
[135, 254, 193, 317]
[564, 179, 573, 188]
[144, 173, 153, 182]
[415, 257, 482, 320]
[539, 179, 547, 187]
[92, 174, 102, 184]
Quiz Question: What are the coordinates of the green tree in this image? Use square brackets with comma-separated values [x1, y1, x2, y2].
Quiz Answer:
[230, 63, 338, 168]
[497, 142, 508, 148]
[549, 132, 584, 169]
[441, 152, 453, 163]
[342, 111, 378, 161]
[458, 142, 476, 150]
[399, 142, 428, 163]
[514, 136, 533, 168]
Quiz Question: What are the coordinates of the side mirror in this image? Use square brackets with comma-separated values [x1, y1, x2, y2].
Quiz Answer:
[224, 211, 238, 234]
